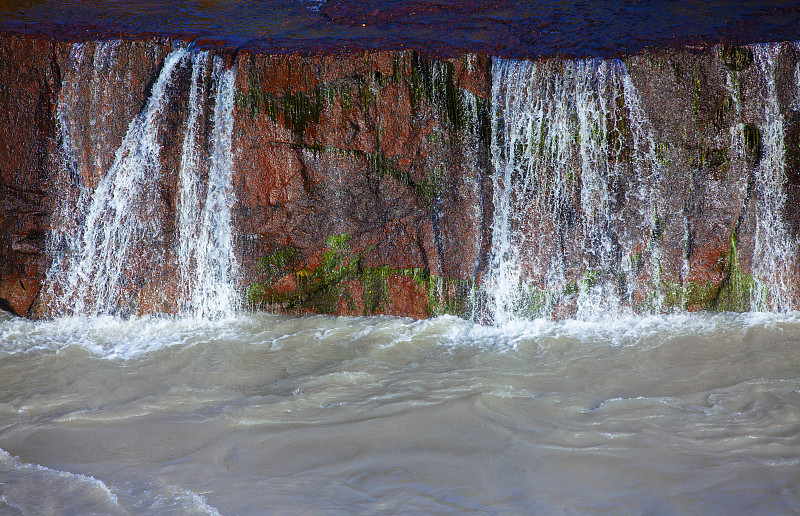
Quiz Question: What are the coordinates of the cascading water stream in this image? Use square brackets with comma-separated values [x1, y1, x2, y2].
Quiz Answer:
[176, 51, 210, 315]
[44, 46, 239, 318]
[481, 57, 662, 324]
[750, 44, 798, 312]
[37, 42, 800, 322]
[51, 47, 189, 316]
[181, 57, 239, 319]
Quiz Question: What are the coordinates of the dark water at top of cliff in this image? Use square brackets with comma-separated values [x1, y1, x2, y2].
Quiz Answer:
[1, 0, 800, 57]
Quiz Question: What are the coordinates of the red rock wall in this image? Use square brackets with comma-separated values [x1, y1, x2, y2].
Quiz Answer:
[0, 35, 60, 316]
[0, 35, 492, 317]
[1, 34, 798, 318]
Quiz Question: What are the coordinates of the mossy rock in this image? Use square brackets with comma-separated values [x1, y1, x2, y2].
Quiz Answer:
[711, 230, 754, 312]
[744, 123, 763, 164]
[716, 45, 754, 72]
[247, 233, 472, 317]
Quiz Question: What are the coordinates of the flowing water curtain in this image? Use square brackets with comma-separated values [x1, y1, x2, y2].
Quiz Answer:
[750, 44, 798, 312]
[44, 41, 126, 314]
[481, 57, 662, 323]
[43, 42, 92, 311]
[44, 46, 189, 316]
[177, 51, 211, 315]
[45, 46, 241, 318]
[186, 57, 239, 319]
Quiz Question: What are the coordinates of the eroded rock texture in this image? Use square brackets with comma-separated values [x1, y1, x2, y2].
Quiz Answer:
[0, 33, 798, 319]
[232, 51, 491, 316]
[0, 35, 60, 316]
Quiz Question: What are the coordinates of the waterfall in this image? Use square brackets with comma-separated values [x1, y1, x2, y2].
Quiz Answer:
[177, 55, 239, 318]
[44, 46, 239, 318]
[480, 57, 661, 323]
[37, 41, 800, 322]
[750, 44, 798, 312]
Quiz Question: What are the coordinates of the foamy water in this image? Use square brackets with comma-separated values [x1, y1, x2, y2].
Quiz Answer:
[1, 311, 798, 514]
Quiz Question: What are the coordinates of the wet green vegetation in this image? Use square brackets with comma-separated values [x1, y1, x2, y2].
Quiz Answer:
[246, 234, 472, 316]
[716, 45, 754, 72]
[236, 51, 490, 143]
[236, 45, 787, 321]
[711, 230, 755, 312]
[744, 123, 763, 164]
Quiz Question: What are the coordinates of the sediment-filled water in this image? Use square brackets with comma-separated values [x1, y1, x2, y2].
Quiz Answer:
[1, 311, 799, 514]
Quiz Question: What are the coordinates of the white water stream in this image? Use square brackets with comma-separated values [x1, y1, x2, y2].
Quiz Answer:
[177, 53, 239, 319]
[44, 46, 239, 318]
[750, 44, 799, 312]
[482, 57, 662, 324]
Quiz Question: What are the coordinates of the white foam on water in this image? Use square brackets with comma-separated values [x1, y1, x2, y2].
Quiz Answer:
[3, 308, 800, 362]
[0, 448, 122, 514]
[0, 314, 240, 360]
[446, 309, 800, 354]
[0, 449, 223, 516]
[304, 0, 326, 12]
[127, 483, 222, 516]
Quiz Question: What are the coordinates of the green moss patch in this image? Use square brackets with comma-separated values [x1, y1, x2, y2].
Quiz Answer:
[711, 231, 754, 312]
[716, 45, 754, 72]
[744, 123, 763, 164]
[246, 234, 472, 317]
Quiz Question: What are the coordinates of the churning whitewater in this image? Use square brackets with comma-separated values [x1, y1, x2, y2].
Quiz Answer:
[1, 311, 799, 514]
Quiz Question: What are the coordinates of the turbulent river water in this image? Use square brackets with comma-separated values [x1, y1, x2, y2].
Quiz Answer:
[1, 311, 799, 514]
[2, 0, 800, 57]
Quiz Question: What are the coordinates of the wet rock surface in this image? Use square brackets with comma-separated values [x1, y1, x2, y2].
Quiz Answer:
[0, 33, 798, 318]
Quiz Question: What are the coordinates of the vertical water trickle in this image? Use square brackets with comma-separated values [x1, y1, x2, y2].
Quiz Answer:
[177, 52, 210, 315]
[750, 44, 797, 311]
[43, 42, 109, 311]
[180, 57, 240, 318]
[45, 46, 241, 318]
[48, 47, 190, 316]
[481, 57, 661, 323]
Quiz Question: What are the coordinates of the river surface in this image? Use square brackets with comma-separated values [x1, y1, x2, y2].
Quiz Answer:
[1, 0, 800, 56]
[1, 311, 799, 514]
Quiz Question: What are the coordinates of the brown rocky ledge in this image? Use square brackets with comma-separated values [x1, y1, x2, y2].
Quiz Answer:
[1, 33, 799, 318]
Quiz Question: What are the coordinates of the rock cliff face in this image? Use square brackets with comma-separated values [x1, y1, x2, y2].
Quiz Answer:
[0, 33, 798, 319]
[479, 44, 800, 322]
[231, 51, 491, 318]
[0, 36, 61, 317]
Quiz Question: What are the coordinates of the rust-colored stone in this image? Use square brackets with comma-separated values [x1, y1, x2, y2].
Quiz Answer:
[3, 34, 800, 319]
